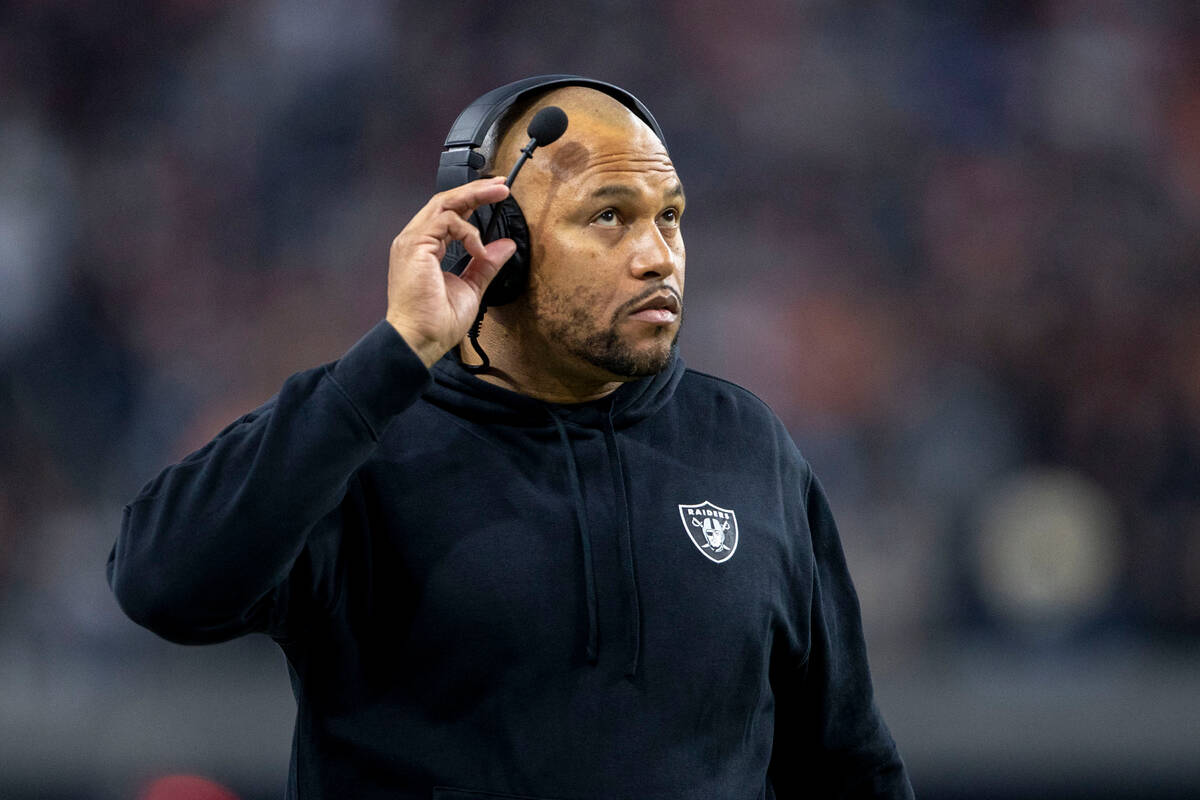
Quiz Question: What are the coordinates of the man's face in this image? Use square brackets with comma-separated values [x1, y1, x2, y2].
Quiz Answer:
[500, 95, 686, 382]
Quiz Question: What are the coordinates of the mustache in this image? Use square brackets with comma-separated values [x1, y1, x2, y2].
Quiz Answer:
[611, 285, 684, 324]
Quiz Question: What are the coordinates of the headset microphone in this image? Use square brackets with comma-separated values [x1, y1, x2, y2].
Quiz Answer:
[510, 106, 569, 178]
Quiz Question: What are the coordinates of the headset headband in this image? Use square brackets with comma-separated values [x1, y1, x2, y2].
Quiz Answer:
[436, 74, 665, 192]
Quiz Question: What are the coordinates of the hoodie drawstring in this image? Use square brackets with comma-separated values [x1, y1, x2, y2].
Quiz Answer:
[604, 411, 642, 677]
[548, 409, 643, 676]
[550, 413, 599, 664]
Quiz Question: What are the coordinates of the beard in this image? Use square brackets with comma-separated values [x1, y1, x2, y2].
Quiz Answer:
[527, 284, 681, 378]
[561, 319, 679, 377]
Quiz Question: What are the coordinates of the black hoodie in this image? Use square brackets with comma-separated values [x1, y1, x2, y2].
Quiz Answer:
[108, 321, 912, 800]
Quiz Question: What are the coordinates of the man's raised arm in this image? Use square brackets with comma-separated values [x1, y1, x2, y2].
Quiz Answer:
[107, 178, 515, 643]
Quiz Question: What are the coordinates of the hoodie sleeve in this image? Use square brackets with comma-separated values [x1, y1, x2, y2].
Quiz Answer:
[769, 469, 914, 799]
[107, 321, 431, 645]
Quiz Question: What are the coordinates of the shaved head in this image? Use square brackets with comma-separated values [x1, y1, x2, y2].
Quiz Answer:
[488, 86, 663, 178]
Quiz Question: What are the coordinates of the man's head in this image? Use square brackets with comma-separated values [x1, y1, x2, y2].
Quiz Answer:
[482, 85, 686, 387]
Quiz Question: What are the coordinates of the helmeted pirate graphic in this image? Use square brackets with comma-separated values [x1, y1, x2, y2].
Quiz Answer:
[694, 515, 731, 552]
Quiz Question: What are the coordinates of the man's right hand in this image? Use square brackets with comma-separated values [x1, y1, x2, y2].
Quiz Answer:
[385, 177, 517, 368]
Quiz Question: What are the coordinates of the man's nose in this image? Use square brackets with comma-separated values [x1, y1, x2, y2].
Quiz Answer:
[630, 223, 678, 280]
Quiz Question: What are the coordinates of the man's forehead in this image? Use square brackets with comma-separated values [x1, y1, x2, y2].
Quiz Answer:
[546, 129, 675, 183]
[586, 178, 685, 201]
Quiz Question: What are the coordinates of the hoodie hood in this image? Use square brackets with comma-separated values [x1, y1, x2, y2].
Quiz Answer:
[425, 347, 686, 429]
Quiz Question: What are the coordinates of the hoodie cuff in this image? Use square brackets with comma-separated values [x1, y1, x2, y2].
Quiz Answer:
[328, 320, 432, 438]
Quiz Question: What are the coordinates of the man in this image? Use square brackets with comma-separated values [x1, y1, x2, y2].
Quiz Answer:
[109, 79, 913, 799]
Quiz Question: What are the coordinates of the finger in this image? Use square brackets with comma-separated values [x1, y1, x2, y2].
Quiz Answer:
[435, 212, 486, 256]
[458, 238, 517, 296]
[437, 176, 510, 217]
[407, 178, 506, 234]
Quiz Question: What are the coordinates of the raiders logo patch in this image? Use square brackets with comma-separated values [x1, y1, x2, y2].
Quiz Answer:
[678, 501, 739, 563]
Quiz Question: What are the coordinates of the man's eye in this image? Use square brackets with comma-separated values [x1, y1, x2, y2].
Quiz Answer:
[659, 208, 681, 227]
[593, 208, 620, 226]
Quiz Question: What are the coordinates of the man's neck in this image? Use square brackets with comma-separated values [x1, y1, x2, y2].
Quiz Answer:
[457, 337, 626, 405]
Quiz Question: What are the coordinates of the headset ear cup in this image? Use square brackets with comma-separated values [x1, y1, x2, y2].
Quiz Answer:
[480, 195, 531, 307]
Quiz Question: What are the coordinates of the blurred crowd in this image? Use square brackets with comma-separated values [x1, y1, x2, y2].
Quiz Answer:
[1, 0, 1199, 796]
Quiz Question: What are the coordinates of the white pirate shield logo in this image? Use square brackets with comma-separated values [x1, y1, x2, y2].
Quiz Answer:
[678, 501, 739, 563]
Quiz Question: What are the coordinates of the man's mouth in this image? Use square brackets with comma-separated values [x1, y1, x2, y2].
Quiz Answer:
[627, 290, 682, 325]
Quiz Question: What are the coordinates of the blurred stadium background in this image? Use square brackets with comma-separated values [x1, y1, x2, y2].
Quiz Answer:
[2, 1, 1199, 797]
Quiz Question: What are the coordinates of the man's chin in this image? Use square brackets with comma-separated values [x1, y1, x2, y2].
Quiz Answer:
[582, 334, 678, 379]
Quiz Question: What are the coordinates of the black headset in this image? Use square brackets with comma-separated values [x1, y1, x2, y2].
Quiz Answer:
[437, 74, 667, 309]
